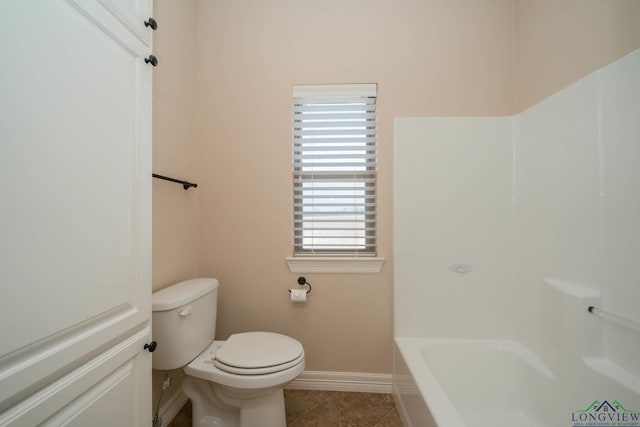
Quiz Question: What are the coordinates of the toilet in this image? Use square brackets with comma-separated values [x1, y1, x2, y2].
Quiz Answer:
[151, 278, 305, 427]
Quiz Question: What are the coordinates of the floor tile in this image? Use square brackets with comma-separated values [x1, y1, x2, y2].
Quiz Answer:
[167, 390, 404, 427]
[284, 389, 331, 423]
[373, 406, 403, 427]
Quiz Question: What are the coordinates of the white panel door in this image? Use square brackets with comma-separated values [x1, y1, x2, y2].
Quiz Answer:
[0, 0, 153, 424]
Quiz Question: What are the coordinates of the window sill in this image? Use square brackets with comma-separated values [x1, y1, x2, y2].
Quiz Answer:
[285, 257, 385, 274]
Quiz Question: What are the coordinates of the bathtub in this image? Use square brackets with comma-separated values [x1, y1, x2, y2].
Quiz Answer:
[393, 338, 640, 427]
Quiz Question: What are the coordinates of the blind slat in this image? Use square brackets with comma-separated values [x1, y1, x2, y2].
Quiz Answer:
[293, 146, 375, 154]
[294, 104, 376, 113]
[294, 96, 376, 105]
[294, 139, 376, 146]
[294, 191, 374, 194]
[294, 176, 375, 181]
[293, 243, 377, 248]
[294, 194, 376, 200]
[293, 120, 374, 129]
[294, 129, 375, 137]
[296, 196, 375, 200]
[295, 163, 377, 168]
[295, 112, 377, 121]
[295, 154, 376, 160]
[296, 218, 375, 224]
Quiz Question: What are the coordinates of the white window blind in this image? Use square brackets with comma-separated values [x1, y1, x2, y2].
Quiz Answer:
[292, 84, 377, 256]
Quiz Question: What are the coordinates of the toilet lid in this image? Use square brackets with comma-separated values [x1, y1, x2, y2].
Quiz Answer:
[214, 332, 304, 374]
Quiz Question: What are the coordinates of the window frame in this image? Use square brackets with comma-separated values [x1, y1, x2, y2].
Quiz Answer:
[291, 84, 378, 258]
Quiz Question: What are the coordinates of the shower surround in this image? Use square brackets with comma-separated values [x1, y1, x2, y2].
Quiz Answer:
[393, 49, 640, 426]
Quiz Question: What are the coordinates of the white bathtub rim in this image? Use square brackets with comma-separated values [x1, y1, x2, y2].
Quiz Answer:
[395, 337, 559, 427]
[430, 338, 555, 380]
[395, 337, 467, 427]
[400, 336, 556, 380]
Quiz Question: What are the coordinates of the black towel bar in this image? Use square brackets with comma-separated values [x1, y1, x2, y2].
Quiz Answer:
[588, 305, 640, 331]
[152, 173, 198, 190]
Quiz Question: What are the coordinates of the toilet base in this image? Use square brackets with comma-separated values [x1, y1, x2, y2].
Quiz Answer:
[182, 375, 286, 427]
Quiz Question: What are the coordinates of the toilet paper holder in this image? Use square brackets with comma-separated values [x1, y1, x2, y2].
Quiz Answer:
[289, 276, 312, 294]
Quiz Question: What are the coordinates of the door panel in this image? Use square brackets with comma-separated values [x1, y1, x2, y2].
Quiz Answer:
[0, 328, 151, 426]
[1, 0, 146, 354]
[88, 0, 153, 46]
[0, 0, 152, 423]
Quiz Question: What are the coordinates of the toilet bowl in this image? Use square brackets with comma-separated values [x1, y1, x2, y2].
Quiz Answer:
[151, 278, 305, 427]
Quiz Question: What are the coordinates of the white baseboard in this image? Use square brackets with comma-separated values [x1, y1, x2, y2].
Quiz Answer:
[156, 370, 392, 424]
[286, 370, 392, 394]
[157, 389, 188, 426]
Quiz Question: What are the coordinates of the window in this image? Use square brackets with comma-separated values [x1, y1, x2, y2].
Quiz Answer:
[292, 84, 377, 257]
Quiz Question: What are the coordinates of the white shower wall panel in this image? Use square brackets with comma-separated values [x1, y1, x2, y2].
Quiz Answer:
[394, 117, 514, 338]
[513, 49, 640, 377]
[513, 72, 602, 368]
[599, 50, 640, 377]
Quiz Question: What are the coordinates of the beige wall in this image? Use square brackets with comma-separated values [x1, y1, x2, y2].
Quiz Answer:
[195, 0, 514, 374]
[514, 0, 640, 112]
[152, 0, 640, 389]
[152, 0, 199, 407]
[153, 0, 200, 292]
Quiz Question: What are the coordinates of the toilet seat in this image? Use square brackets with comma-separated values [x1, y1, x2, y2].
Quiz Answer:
[184, 335, 306, 390]
[215, 352, 305, 375]
[214, 332, 304, 375]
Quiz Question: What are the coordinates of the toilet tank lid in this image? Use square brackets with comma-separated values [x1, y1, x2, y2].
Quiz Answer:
[152, 278, 219, 311]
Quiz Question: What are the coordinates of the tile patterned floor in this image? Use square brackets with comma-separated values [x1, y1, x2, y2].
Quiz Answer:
[285, 390, 403, 427]
[166, 390, 403, 427]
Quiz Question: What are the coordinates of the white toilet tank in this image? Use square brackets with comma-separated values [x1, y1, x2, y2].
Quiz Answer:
[151, 278, 219, 370]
